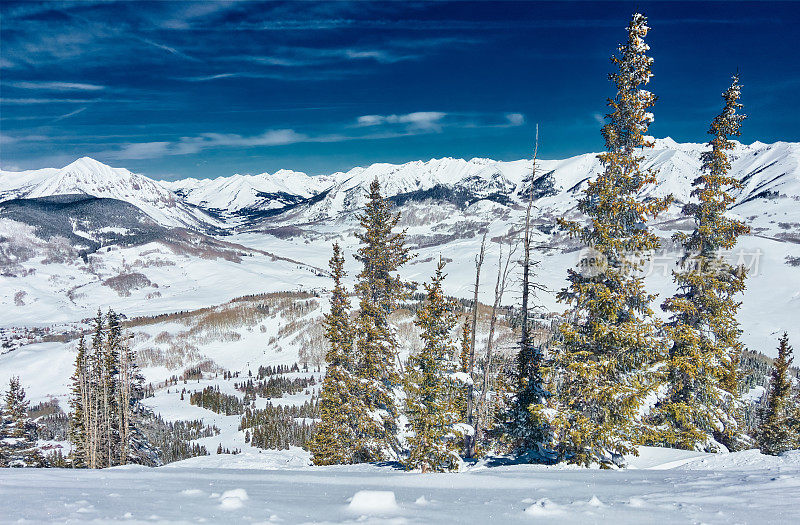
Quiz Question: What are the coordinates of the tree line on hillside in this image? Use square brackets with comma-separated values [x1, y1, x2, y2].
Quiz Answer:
[307, 12, 800, 471]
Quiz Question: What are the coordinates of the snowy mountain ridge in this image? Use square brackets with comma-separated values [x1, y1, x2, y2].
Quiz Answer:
[2, 138, 798, 229]
[162, 170, 336, 218]
[0, 157, 220, 229]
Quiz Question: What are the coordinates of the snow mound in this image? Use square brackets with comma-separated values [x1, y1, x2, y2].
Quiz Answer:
[676, 449, 800, 470]
[218, 489, 249, 510]
[524, 498, 565, 516]
[587, 495, 605, 507]
[347, 490, 400, 514]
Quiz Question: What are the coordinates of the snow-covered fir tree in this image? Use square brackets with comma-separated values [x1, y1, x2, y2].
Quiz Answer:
[647, 75, 750, 452]
[454, 318, 471, 424]
[757, 333, 798, 455]
[310, 243, 371, 464]
[0, 377, 44, 468]
[543, 12, 671, 467]
[404, 260, 462, 472]
[352, 178, 413, 461]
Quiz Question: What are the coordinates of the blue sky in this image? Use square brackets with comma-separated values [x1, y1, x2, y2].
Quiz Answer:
[1, 1, 798, 180]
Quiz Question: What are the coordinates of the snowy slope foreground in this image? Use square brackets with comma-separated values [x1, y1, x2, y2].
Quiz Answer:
[2, 448, 799, 523]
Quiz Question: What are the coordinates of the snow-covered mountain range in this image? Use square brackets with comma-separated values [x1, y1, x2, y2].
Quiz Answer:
[0, 157, 220, 229]
[1, 138, 799, 356]
[3, 138, 798, 234]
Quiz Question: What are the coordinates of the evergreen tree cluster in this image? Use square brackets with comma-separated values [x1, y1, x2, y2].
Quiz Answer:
[310, 180, 474, 471]
[307, 11, 800, 472]
[240, 401, 318, 450]
[255, 363, 300, 379]
[27, 399, 69, 442]
[236, 375, 316, 400]
[136, 414, 216, 464]
[69, 309, 146, 468]
[189, 386, 246, 416]
[309, 182, 414, 465]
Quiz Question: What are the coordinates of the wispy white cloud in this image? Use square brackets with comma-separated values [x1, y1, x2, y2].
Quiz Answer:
[136, 37, 201, 62]
[357, 112, 447, 131]
[505, 113, 525, 126]
[110, 129, 307, 159]
[0, 98, 95, 104]
[53, 106, 89, 122]
[0, 133, 51, 144]
[106, 111, 526, 159]
[112, 141, 172, 159]
[6, 81, 105, 91]
[356, 111, 525, 132]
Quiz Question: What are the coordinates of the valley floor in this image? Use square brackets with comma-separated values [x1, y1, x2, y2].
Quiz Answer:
[2, 448, 799, 524]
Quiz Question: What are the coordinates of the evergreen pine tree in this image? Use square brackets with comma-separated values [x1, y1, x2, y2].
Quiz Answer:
[404, 260, 462, 472]
[543, 13, 670, 467]
[68, 336, 91, 467]
[352, 178, 412, 461]
[455, 318, 471, 423]
[757, 333, 797, 455]
[648, 75, 750, 452]
[0, 377, 44, 467]
[310, 243, 370, 464]
[102, 308, 122, 466]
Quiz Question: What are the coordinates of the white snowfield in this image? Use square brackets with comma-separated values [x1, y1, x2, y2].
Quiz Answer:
[1, 448, 799, 523]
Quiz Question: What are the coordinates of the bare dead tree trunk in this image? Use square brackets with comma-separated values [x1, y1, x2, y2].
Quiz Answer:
[519, 125, 539, 389]
[464, 232, 486, 458]
[78, 353, 93, 468]
[118, 340, 131, 466]
[102, 360, 112, 468]
[476, 241, 516, 448]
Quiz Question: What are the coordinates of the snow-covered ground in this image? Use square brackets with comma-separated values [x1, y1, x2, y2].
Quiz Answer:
[2, 447, 798, 523]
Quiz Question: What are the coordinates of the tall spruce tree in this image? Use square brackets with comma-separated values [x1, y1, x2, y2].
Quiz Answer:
[0, 377, 43, 467]
[102, 309, 122, 466]
[404, 260, 462, 472]
[542, 13, 670, 467]
[310, 243, 370, 464]
[69, 336, 91, 467]
[648, 75, 750, 452]
[757, 333, 797, 455]
[352, 178, 412, 461]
